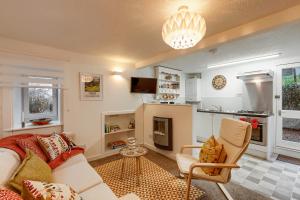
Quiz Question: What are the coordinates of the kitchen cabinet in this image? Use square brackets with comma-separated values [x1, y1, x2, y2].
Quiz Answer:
[193, 112, 234, 142]
[185, 78, 201, 102]
[192, 111, 234, 157]
[196, 112, 213, 141]
[213, 114, 234, 137]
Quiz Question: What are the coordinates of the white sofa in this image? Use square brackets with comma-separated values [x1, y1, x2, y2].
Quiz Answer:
[0, 148, 139, 200]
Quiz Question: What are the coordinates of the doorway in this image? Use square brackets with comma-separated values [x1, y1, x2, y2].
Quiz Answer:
[276, 63, 300, 154]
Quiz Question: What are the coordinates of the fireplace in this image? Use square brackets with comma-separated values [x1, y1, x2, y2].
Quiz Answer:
[153, 117, 173, 150]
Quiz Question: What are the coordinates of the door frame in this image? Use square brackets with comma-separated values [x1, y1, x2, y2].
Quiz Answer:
[275, 62, 300, 152]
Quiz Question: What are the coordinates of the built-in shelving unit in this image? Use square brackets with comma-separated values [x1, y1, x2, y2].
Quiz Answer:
[155, 66, 182, 103]
[101, 110, 135, 155]
[105, 128, 135, 135]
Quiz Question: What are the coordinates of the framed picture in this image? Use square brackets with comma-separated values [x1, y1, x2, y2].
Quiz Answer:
[80, 72, 103, 101]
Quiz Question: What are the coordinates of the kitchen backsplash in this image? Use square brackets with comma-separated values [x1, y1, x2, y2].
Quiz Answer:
[201, 97, 243, 111]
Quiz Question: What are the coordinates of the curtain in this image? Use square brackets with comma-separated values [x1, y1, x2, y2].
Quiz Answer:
[0, 64, 64, 88]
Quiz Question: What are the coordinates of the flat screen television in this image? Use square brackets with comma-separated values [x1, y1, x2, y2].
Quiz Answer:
[130, 77, 157, 94]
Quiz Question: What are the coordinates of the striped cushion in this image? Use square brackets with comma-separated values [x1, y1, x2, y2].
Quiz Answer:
[37, 134, 69, 161]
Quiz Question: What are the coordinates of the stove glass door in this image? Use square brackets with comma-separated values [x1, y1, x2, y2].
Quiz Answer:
[251, 124, 263, 142]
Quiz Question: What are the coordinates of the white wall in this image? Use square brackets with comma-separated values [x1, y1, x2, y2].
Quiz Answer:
[198, 56, 300, 111]
[143, 104, 193, 160]
[0, 36, 143, 159]
[63, 64, 141, 159]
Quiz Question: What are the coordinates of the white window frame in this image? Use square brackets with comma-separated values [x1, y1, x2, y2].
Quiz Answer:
[23, 87, 59, 122]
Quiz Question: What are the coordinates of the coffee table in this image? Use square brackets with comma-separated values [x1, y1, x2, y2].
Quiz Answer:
[119, 145, 148, 185]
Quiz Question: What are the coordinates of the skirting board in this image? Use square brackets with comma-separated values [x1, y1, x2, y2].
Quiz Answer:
[87, 144, 178, 162]
[275, 146, 300, 159]
[143, 143, 176, 161]
[86, 150, 119, 162]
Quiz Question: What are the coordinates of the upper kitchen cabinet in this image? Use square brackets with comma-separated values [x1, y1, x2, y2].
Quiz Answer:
[185, 76, 201, 102]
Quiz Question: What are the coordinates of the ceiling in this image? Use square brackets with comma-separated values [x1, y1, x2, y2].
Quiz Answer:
[0, 0, 299, 64]
[159, 20, 300, 72]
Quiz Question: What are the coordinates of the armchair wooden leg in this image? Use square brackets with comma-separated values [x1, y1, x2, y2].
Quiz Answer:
[184, 175, 188, 182]
[217, 183, 233, 200]
[185, 174, 192, 200]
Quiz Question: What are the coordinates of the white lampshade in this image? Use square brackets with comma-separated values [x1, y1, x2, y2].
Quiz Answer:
[162, 6, 206, 49]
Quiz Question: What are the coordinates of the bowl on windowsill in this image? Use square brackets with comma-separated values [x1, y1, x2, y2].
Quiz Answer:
[30, 118, 52, 126]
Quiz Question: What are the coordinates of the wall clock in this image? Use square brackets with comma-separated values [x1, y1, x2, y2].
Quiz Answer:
[212, 75, 226, 89]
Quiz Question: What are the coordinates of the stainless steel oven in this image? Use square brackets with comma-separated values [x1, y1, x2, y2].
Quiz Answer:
[234, 116, 267, 146]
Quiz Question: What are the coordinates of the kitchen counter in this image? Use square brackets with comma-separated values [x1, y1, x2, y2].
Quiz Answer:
[145, 103, 192, 107]
[197, 109, 272, 118]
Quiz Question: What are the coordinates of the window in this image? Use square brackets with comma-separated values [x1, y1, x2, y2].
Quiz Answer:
[23, 87, 59, 123]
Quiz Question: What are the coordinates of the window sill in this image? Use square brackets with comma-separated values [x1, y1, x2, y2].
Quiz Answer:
[4, 121, 63, 132]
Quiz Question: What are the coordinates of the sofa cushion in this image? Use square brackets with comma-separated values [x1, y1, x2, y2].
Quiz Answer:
[53, 161, 103, 193]
[37, 134, 69, 161]
[22, 180, 82, 200]
[0, 188, 23, 200]
[9, 150, 53, 192]
[54, 153, 87, 170]
[79, 183, 118, 200]
[0, 148, 21, 187]
[16, 136, 48, 162]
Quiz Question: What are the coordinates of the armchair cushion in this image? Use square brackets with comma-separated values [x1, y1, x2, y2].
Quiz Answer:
[199, 136, 227, 176]
[220, 118, 248, 147]
[176, 153, 226, 183]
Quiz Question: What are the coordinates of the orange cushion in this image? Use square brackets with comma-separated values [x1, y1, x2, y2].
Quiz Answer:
[199, 136, 227, 176]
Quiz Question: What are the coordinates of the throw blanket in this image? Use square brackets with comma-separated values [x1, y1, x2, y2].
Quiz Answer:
[0, 134, 84, 169]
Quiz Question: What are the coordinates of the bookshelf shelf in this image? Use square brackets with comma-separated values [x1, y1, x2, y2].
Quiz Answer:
[101, 110, 136, 155]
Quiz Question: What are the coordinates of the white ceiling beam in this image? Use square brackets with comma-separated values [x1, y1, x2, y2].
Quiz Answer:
[135, 4, 300, 69]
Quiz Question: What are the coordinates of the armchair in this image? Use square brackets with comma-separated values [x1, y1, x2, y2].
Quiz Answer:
[176, 118, 252, 200]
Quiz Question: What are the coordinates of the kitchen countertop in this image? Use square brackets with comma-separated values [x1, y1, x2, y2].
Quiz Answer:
[145, 103, 192, 107]
[197, 109, 273, 118]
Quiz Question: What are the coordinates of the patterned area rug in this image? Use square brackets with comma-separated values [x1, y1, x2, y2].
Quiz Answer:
[94, 157, 205, 200]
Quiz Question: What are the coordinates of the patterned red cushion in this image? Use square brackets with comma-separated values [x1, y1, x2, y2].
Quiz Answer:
[22, 180, 82, 200]
[60, 133, 76, 149]
[16, 136, 48, 162]
[0, 188, 23, 200]
[37, 134, 69, 161]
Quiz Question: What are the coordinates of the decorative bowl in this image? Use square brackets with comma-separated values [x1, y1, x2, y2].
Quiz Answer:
[30, 118, 52, 126]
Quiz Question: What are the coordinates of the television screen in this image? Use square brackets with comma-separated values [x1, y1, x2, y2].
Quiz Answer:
[130, 77, 157, 94]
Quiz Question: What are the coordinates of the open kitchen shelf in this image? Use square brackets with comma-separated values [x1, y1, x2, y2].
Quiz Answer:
[155, 66, 182, 102]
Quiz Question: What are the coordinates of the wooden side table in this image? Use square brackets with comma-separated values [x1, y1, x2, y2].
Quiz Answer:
[119, 146, 148, 186]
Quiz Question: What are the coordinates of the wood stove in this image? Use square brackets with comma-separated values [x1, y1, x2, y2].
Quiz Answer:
[153, 116, 173, 150]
